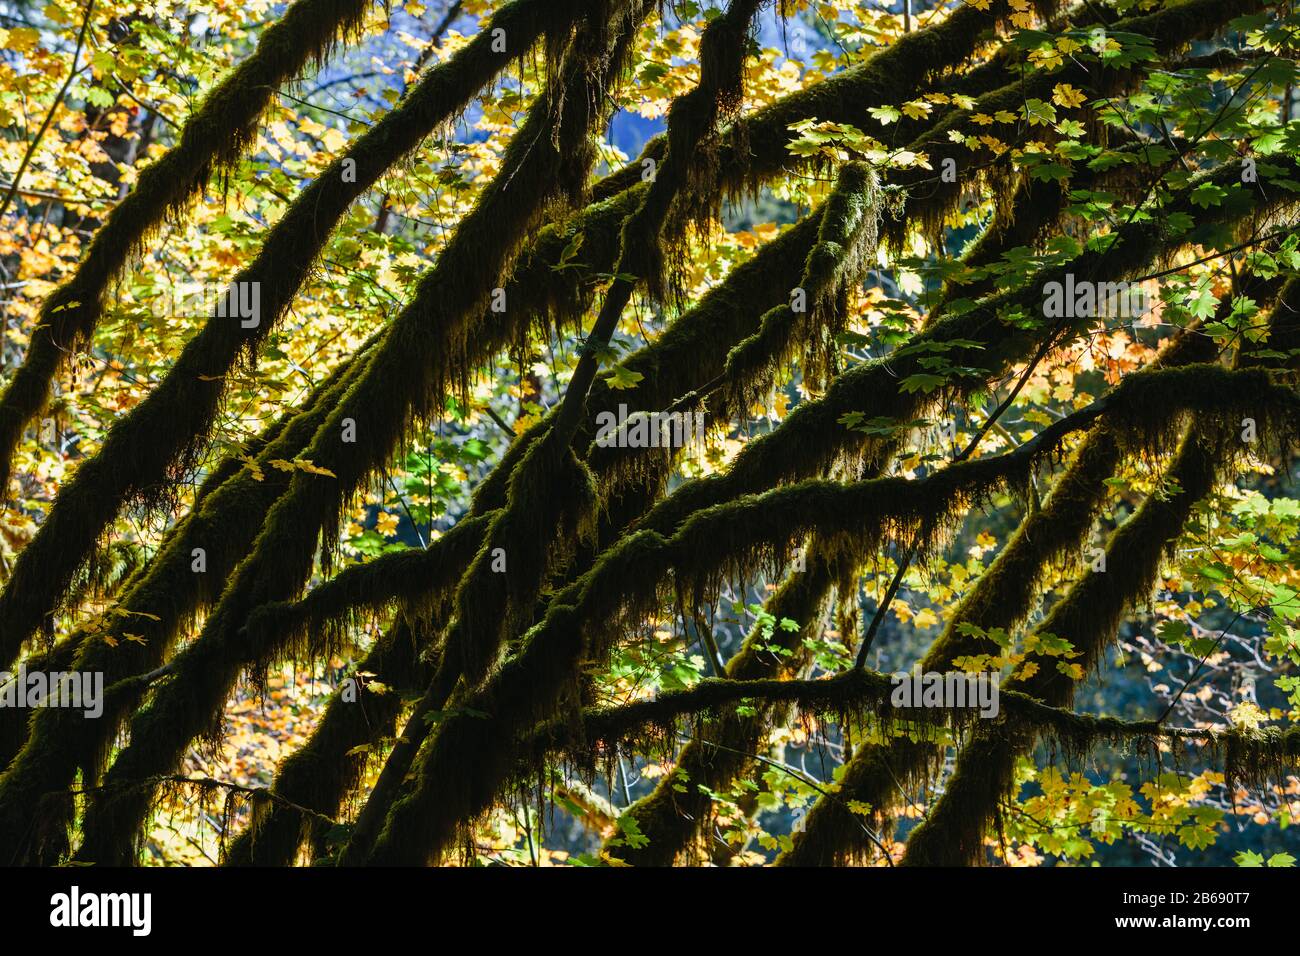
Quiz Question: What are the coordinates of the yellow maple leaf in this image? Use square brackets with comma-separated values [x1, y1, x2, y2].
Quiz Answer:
[7, 26, 40, 52]
[296, 460, 336, 478]
[375, 511, 400, 537]
[902, 99, 932, 120]
[1052, 83, 1087, 108]
[1029, 47, 1063, 70]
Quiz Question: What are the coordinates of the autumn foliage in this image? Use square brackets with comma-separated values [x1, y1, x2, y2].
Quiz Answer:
[0, 0, 1299, 867]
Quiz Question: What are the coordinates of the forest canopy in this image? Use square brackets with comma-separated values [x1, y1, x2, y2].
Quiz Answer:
[1, 0, 1299, 867]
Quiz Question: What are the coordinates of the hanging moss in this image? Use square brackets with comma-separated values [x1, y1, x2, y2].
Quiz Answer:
[775, 291, 1281, 866]
[870, 0, 1262, 253]
[0, 0, 607, 676]
[223, 617, 435, 866]
[522, 667, 1259, 765]
[900, 291, 1300, 867]
[71, 3, 646, 866]
[600, 544, 841, 865]
[242, 512, 492, 666]
[714, 162, 880, 419]
[450, 435, 598, 684]
[0, 344, 376, 864]
[0, 0, 378, 501]
[926, 135, 1177, 326]
[679, 0, 1066, 234]
[0, 638, 81, 778]
[360, 355, 1300, 865]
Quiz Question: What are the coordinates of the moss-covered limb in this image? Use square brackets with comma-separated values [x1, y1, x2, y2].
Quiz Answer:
[926, 134, 1176, 325]
[638, 154, 1300, 541]
[529, 672, 1300, 866]
[684, 0, 1061, 231]
[337, 442, 630, 864]
[467, 0, 1236, 394]
[361, 360, 1297, 864]
[868, 0, 1269, 249]
[712, 162, 880, 420]
[600, 545, 841, 865]
[484, 0, 1057, 357]
[443, 0, 765, 695]
[0, 0, 606, 669]
[222, 617, 434, 866]
[0, 0, 379, 500]
[896, 279, 1300, 866]
[523, 669, 1286, 763]
[899, 423, 1233, 866]
[701, 0, 1163, 236]
[336, 648, 468, 863]
[772, 305, 1258, 866]
[0, 637, 81, 777]
[243, 511, 493, 665]
[471, 0, 1097, 493]
[0, 346, 377, 865]
[621, 0, 765, 304]
[72, 4, 645, 866]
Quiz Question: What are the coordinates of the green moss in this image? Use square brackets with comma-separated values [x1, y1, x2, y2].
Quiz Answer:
[900, 286, 1298, 866]
[224, 617, 435, 866]
[70, 4, 643, 866]
[0, 344, 375, 864]
[0, 0, 378, 503]
[0, 0, 615, 674]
